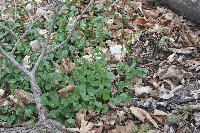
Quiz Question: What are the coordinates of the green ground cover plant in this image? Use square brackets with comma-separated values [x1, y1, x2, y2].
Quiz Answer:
[0, 0, 146, 128]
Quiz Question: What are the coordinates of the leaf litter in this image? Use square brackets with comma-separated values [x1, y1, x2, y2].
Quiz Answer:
[0, 0, 200, 132]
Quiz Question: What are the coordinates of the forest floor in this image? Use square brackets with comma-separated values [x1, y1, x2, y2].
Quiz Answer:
[0, 0, 200, 133]
[91, 0, 200, 132]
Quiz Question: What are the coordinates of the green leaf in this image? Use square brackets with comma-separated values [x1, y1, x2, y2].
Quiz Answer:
[97, 3, 103, 11]
[120, 93, 132, 102]
[66, 118, 75, 127]
[94, 101, 102, 108]
[106, 72, 115, 80]
[40, 94, 49, 105]
[103, 89, 110, 101]
[50, 110, 59, 118]
[25, 109, 33, 117]
[102, 104, 109, 114]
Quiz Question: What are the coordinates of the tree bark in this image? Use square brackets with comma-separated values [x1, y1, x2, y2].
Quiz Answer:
[149, 0, 200, 24]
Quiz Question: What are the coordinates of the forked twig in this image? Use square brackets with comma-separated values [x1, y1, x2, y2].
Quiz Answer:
[46, 0, 94, 55]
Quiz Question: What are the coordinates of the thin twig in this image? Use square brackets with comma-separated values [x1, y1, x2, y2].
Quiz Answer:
[11, 24, 34, 54]
[0, 26, 18, 40]
[0, 24, 18, 40]
[46, 0, 94, 55]
[0, 46, 30, 76]
[11, 5, 35, 54]
[31, 1, 61, 75]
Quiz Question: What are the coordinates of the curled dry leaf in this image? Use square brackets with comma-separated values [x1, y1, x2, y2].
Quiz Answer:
[57, 84, 75, 98]
[130, 106, 158, 128]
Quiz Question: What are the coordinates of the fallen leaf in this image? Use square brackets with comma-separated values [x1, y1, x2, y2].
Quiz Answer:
[160, 65, 183, 80]
[58, 84, 75, 98]
[130, 106, 158, 128]
[110, 120, 135, 133]
[62, 58, 75, 74]
[154, 109, 169, 116]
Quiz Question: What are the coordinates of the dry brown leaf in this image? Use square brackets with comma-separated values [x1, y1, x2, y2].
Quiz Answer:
[154, 109, 169, 116]
[130, 1, 143, 13]
[107, 19, 115, 30]
[68, 111, 95, 133]
[100, 115, 119, 123]
[58, 84, 75, 98]
[112, 29, 122, 38]
[160, 65, 183, 80]
[110, 120, 135, 133]
[62, 58, 75, 74]
[130, 106, 158, 128]
[79, 112, 95, 133]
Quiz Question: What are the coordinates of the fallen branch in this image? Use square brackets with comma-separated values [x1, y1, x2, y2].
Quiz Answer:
[0, 0, 94, 132]
[46, 0, 94, 55]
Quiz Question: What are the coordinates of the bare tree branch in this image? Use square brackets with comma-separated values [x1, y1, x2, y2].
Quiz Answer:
[0, 26, 17, 40]
[46, 0, 94, 55]
[0, 1, 94, 131]
[31, 45, 46, 75]
[28, 72, 49, 121]
[11, 5, 36, 54]
[10, 24, 34, 54]
[0, 45, 30, 76]
[31, 2, 61, 75]
[0, 23, 18, 40]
